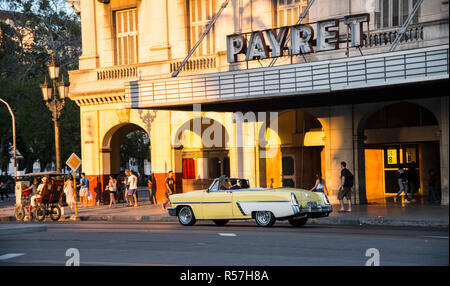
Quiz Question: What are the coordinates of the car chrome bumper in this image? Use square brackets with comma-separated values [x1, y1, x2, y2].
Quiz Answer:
[168, 207, 177, 216]
[298, 204, 332, 218]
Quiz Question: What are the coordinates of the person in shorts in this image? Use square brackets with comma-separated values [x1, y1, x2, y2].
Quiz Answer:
[127, 170, 138, 207]
[338, 162, 352, 212]
[22, 178, 38, 219]
[123, 170, 131, 206]
[163, 171, 175, 209]
[77, 173, 90, 208]
[31, 177, 47, 209]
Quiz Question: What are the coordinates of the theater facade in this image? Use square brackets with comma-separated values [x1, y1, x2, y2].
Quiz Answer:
[67, 0, 449, 205]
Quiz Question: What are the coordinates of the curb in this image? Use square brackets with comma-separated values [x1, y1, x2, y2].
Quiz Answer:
[308, 217, 449, 228]
[0, 225, 47, 235]
[1, 215, 448, 229]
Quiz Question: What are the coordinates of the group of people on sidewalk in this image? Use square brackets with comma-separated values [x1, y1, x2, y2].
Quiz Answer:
[60, 169, 175, 212]
[394, 165, 441, 204]
[57, 160, 441, 215]
[309, 161, 354, 212]
[308, 161, 441, 211]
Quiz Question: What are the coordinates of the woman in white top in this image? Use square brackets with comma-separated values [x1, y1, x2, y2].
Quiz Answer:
[64, 176, 75, 210]
[108, 175, 117, 208]
[310, 172, 329, 196]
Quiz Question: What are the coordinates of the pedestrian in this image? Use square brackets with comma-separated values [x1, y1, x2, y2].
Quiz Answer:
[426, 169, 440, 204]
[0, 181, 3, 201]
[107, 175, 117, 208]
[126, 170, 138, 207]
[0, 179, 10, 201]
[77, 173, 90, 208]
[393, 165, 409, 203]
[163, 170, 175, 209]
[123, 170, 131, 206]
[148, 173, 157, 205]
[407, 164, 418, 202]
[21, 178, 38, 219]
[338, 161, 353, 212]
[310, 172, 329, 196]
[31, 176, 47, 210]
[64, 175, 75, 211]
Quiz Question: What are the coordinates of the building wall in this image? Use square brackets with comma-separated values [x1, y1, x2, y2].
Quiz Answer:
[68, 0, 449, 205]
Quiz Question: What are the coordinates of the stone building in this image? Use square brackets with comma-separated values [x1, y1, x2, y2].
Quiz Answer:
[67, 0, 449, 205]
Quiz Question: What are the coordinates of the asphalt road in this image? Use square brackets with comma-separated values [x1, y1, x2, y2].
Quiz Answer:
[0, 221, 448, 266]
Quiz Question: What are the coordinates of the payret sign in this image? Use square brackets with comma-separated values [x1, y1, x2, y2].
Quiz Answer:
[227, 13, 370, 63]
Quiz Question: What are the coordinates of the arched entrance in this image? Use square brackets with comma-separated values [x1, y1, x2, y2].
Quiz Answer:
[259, 110, 324, 189]
[173, 117, 231, 192]
[101, 123, 151, 203]
[360, 102, 441, 204]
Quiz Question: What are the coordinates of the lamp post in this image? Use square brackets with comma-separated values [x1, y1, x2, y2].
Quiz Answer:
[40, 54, 70, 173]
[0, 98, 17, 187]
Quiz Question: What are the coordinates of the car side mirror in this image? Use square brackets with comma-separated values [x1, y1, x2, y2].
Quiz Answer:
[206, 188, 210, 193]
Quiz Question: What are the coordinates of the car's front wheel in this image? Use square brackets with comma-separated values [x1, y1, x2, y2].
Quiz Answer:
[254, 211, 276, 227]
[288, 217, 308, 227]
[178, 206, 196, 226]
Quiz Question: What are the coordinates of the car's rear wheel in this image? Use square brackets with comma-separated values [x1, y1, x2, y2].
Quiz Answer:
[254, 211, 276, 227]
[178, 206, 196, 226]
[288, 217, 308, 227]
[213, 219, 229, 226]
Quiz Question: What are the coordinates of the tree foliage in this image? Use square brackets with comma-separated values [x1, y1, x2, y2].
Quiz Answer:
[0, 0, 81, 173]
[120, 130, 151, 184]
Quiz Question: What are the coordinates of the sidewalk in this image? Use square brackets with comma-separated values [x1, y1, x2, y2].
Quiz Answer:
[1, 192, 448, 228]
[0, 224, 47, 235]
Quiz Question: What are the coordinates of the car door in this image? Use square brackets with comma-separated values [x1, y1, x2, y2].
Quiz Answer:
[201, 189, 234, 219]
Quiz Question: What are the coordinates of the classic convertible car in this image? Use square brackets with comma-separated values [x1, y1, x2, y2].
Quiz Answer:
[167, 176, 332, 227]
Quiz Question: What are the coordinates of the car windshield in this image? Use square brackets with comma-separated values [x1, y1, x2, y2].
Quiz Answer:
[208, 177, 250, 192]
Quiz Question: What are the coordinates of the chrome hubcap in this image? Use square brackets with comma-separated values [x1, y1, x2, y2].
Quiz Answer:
[256, 211, 270, 225]
[179, 208, 192, 224]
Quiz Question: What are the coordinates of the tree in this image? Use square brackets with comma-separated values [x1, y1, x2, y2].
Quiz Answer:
[0, 0, 81, 173]
[120, 130, 151, 184]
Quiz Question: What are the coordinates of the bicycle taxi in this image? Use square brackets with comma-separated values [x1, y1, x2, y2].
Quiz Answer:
[15, 172, 68, 222]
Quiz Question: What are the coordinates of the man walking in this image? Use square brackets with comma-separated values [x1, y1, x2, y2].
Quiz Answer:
[338, 161, 353, 212]
[77, 173, 90, 208]
[148, 173, 157, 205]
[394, 165, 409, 203]
[123, 170, 131, 206]
[127, 170, 138, 207]
[163, 171, 175, 209]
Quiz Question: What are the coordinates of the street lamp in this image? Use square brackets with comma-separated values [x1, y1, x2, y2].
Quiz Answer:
[0, 98, 17, 187]
[40, 54, 70, 173]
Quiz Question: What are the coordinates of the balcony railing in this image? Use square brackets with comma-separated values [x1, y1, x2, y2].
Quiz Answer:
[170, 56, 217, 73]
[97, 65, 138, 80]
[363, 25, 423, 48]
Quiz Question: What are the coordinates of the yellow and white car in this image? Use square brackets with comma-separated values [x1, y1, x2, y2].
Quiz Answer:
[167, 177, 332, 227]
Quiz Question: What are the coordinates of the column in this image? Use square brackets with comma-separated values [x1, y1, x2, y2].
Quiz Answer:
[320, 106, 356, 205]
[440, 96, 449, 205]
[79, 0, 98, 70]
[150, 110, 173, 204]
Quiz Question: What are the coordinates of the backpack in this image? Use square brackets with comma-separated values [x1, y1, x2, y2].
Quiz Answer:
[344, 169, 354, 187]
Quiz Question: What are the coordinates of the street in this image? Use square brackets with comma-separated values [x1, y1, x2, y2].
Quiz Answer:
[0, 221, 448, 266]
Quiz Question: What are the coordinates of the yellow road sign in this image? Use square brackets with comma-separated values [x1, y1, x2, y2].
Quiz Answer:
[66, 153, 81, 171]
